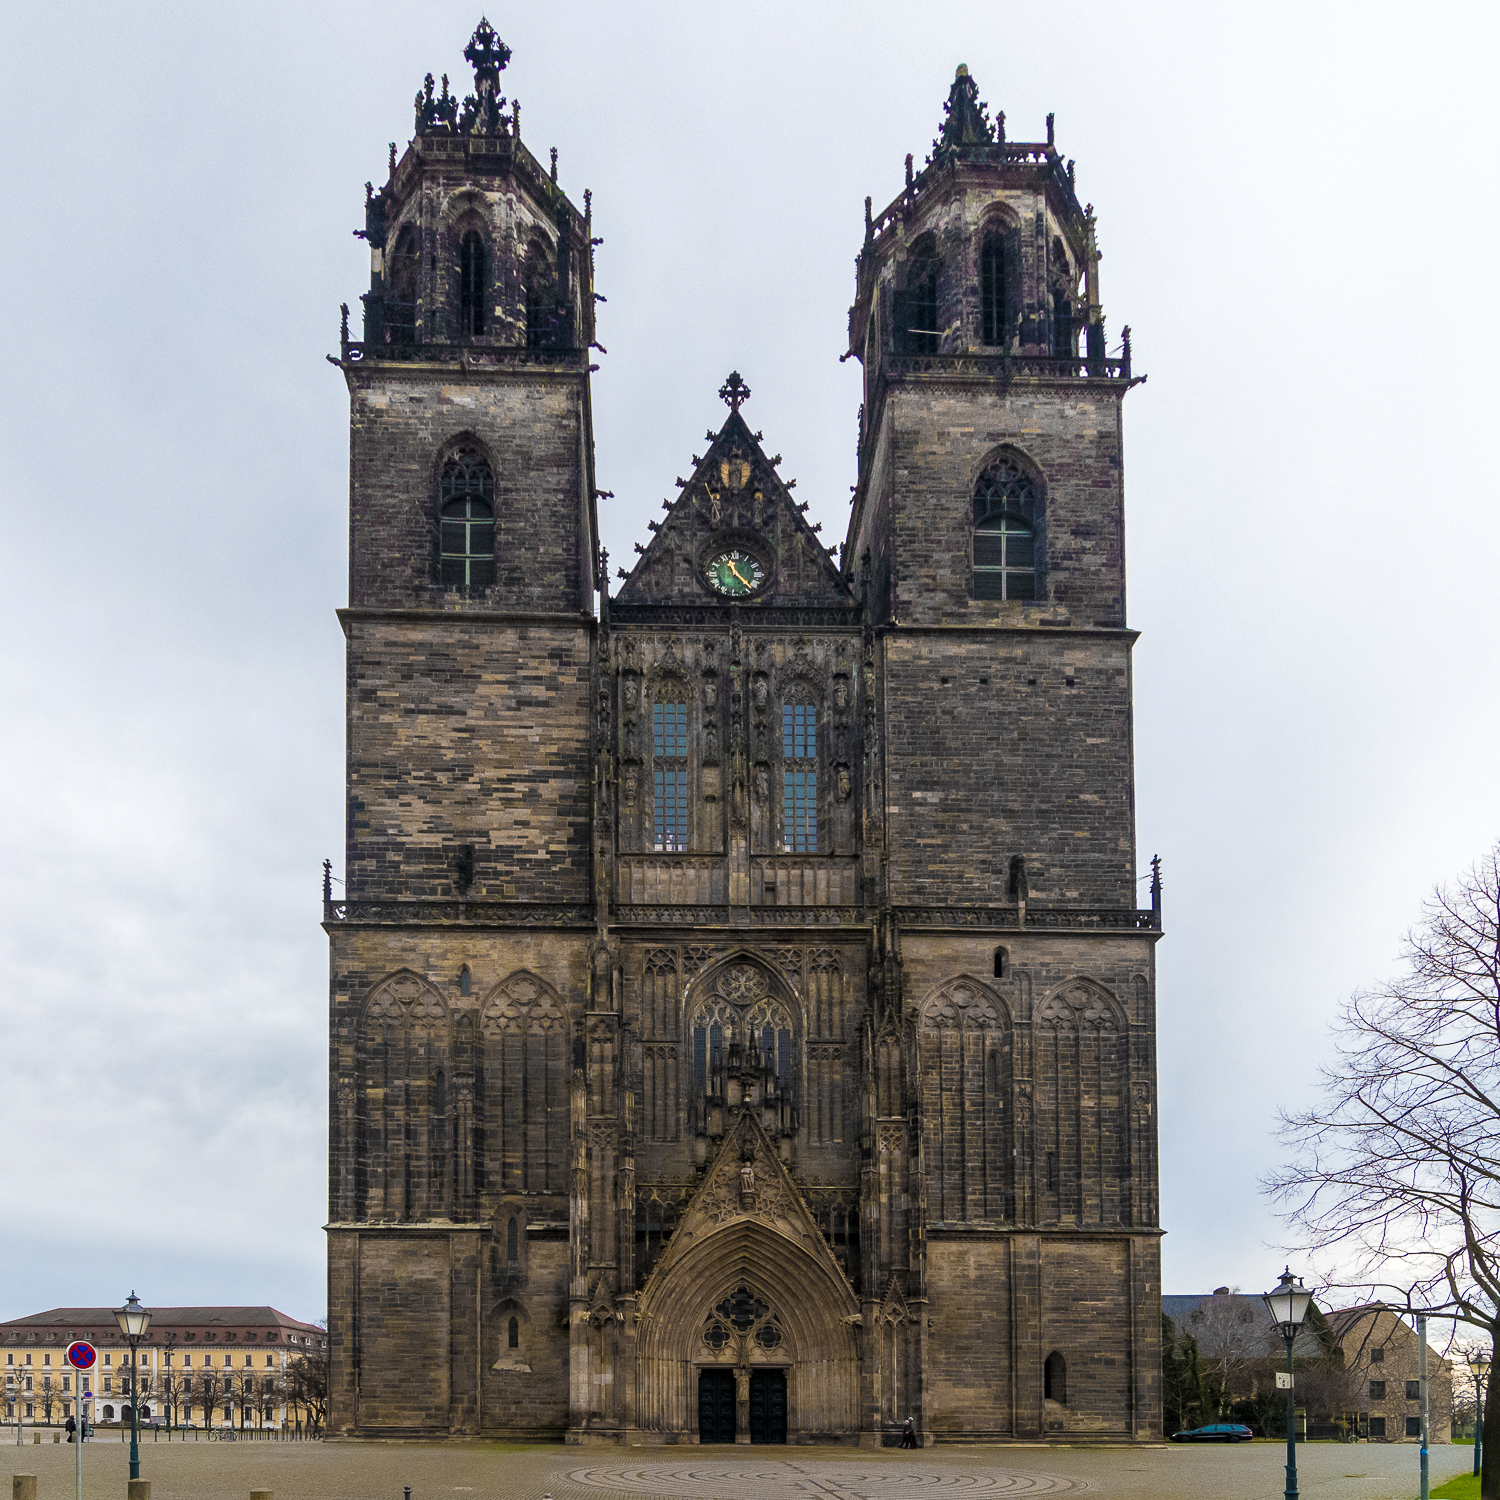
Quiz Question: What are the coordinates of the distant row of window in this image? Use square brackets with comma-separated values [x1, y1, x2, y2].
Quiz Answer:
[386, 226, 558, 347]
[1367, 1380, 1423, 1401]
[903, 231, 1073, 359]
[1366, 1417, 1423, 1438]
[433, 447, 1047, 606]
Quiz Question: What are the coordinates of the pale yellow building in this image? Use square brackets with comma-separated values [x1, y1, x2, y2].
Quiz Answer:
[1, 1305, 325, 1432]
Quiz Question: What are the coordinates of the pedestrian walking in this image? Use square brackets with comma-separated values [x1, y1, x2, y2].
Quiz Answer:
[900, 1416, 917, 1448]
[65, 1415, 76, 1443]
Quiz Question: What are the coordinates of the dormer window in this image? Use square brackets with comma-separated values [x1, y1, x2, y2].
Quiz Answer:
[973, 458, 1040, 602]
[439, 450, 496, 591]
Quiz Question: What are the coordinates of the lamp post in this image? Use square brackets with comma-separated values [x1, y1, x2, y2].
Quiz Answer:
[114, 1292, 151, 1482]
[1468, 1349, 1489, 1478]
[1263, 1268, 1312, 1500]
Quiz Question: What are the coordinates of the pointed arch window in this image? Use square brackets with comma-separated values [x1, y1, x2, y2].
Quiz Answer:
[507, 1317, 520, 1349]
[1052, 288, 1074, 359]
[388, 226, 420, 346]
[782, 701, 818, 853]
[907, 246, 940, 355]
[506, 1216, 519, 1267]
[440, 450, 496, 591]
[653, 697, 689, 852]
[973, 458, 1040, 602]
[458, 230, 488, 336]
[980, 231, 1007, 347]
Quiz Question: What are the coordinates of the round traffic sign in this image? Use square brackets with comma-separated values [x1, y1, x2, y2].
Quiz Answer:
[65, 1342, 96, 1370]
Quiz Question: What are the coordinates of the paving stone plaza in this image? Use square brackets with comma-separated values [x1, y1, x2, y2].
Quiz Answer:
[6, 1440, 1470, 1500]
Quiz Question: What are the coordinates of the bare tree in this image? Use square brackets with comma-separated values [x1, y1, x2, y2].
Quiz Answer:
[1182, 1291, 1272, 1404]
[285, 1341, 328, 1434]
[1266, 841, 1500, 1495]
[37, 1374, 62, 1427]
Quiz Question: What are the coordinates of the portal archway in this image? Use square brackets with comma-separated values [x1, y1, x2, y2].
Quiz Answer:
[636, 1216, 858, 1439]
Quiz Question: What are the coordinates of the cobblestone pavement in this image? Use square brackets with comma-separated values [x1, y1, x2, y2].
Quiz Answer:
[3, 1436, 1472, 1500]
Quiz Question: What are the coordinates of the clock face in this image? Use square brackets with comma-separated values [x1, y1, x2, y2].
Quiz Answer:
[705, 549, 766, 597]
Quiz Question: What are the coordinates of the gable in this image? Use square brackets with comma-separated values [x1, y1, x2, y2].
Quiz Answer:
[615, 393, 852, 609]
[636, 1108, 854, 1313]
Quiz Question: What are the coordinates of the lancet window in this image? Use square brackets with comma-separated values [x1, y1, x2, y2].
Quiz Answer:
[458, 230, 488, 336]
[387, 226, 420, 346]
[653, 697, 689, 852]
[907, 243, 940, 354]
[439, 450, 496, 591]
[973, 457, 1040, 602]
[980, 231, 1007, 346]
[782, 701, 818, 853]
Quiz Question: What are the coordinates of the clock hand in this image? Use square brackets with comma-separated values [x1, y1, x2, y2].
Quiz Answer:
[728, 560, 751, 587]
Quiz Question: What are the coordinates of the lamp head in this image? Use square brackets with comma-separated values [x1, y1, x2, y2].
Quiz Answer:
[1469, 1348, 1491, 1377]
[1261, 1267, 1313, 1332]
[115, 1292, 151, 1341]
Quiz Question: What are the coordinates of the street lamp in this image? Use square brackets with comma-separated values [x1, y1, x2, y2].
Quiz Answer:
[1263, 1268, 1313, 1500]
[1467, 1349, 1489, 1478]
[114, 1292, 151, 1482]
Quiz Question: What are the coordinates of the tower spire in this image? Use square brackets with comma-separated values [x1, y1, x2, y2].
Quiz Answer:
[935, 64, 995, 151]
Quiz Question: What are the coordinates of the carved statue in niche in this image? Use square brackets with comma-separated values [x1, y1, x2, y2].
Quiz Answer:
[703, 677, 719, 712]
[754, 765, 770, 804]
[837, 766, 852, 801]
[752, 675, 769, 711]
[622, 764, 639, 805]
[704, 719, 719, 764]
[752, 491, 764, 526]
[833, 678, 849, 713]
[623, 675, 639, 712]
[739, 1155, 757, 1201]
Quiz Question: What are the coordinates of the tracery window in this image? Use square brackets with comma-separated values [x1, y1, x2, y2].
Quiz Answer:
[459, 230, 488, 336]
[973, 458, 1040, 602]
[439, 450, 496, 591]
[653, 699, 688, 851]
[980, 231, 1006, 346]
[782, 702, 818, 853]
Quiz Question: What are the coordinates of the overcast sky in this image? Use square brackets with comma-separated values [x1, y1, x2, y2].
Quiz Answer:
[2, 0, 1497, 1327]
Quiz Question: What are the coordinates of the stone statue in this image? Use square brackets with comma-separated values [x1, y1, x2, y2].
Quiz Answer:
[740, 1157, 756, 1197]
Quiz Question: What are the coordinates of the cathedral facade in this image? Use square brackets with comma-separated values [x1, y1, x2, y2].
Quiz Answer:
[325, 24, 1162, 1445]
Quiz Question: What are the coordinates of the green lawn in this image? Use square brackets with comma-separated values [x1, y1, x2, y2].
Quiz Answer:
[1430, 1474, 1479, 1500]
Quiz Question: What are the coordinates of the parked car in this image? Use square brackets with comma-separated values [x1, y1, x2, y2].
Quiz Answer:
[1171, 1422, 1254, 1443]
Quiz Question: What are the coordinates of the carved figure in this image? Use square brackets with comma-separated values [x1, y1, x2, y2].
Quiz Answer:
[752, 676, 769, 711]
[703, 678, 719, 711]
[622, 764, 638, 804]
[837, 766, 852, 801]
[754, 765, 770, 804]
[740, 1157, 756, 1197]
[833, 679, 849, 712]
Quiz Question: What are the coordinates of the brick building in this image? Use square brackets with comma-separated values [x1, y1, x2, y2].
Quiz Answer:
[325, 27, 1161, 1444]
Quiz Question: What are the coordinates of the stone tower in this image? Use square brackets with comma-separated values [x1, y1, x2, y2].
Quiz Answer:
[325, 38, 1161, 1445]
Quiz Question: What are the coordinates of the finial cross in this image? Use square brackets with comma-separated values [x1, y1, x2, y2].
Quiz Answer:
[719, 371, 751, 413]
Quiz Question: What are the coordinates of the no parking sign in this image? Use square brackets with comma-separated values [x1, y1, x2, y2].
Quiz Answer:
[65, 1342, 96, 1371]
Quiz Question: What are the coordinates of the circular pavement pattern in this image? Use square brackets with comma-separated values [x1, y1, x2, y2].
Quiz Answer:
[567, 1462, 1092, 1500]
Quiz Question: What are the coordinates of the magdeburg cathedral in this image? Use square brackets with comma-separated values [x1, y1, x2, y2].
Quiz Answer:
[325, 21, 1163, 1445]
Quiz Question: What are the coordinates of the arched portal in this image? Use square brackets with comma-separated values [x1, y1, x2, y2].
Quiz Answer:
[636, 1217, 858, 1440]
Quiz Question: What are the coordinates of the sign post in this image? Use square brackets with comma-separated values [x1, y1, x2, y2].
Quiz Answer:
[65, 1343, 96, 1500]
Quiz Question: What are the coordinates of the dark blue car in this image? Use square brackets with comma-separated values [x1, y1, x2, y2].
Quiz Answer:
[1171, 1422, 1254, 1442]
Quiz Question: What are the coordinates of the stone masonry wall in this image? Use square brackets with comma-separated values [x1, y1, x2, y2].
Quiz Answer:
[883, 384, 1125, 628]
[344, 620, 591, 901]
[347, 369, 587, 614]
[883, 632, 1135, 907]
